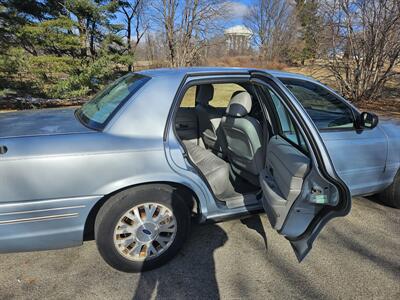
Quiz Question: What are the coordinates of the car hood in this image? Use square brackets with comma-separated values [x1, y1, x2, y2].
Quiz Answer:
[0, 108, 93, 138]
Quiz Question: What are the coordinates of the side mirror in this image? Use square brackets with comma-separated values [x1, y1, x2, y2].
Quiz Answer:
[357, 112, 379, 129]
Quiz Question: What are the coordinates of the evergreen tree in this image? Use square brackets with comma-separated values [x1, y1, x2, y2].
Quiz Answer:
[295, 0, 321, 64]
[0, 0, 129, 99]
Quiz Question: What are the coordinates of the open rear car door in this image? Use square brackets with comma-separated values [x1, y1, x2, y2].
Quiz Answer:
[250, 71, 352, 261]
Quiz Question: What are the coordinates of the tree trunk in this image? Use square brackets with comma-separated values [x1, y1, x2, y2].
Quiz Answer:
[127, 17, 132, 72]
[90, 21, 96, 59]
[78, 18, 87, 58]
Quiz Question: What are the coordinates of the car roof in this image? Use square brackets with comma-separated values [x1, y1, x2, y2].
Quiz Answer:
[138, 67, 314, 81]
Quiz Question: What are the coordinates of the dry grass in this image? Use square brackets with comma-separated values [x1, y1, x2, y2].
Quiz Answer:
[206, 56, 400, 115]
[1, 56, 399, 116]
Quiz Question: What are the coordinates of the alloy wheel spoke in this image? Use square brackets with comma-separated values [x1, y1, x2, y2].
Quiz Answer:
[144, 204, 157, 221]
[118, 237, 135, 248]
[129, 242, 143, 257]
[132, 207, 142, 223]
[154, 207, 167, 222]
[115, 224, 132, 235]
[147, 244, 157, 256]
[156, 213, 171, 225]
[155, 235, 170, 247]
[159, 222, 176, 233]
[114, 202, 177, 261]
[126, 213, 137, 224]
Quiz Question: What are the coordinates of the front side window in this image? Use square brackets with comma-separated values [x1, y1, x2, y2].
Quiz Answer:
[77, 73, 150, 130]
[279, 78, 355, 130]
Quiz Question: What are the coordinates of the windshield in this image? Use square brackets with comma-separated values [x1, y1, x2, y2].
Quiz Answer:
[76, 73, 150, 130]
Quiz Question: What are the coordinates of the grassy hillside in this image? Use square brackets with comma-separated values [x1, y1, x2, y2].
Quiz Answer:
[1, 58, 399, 117]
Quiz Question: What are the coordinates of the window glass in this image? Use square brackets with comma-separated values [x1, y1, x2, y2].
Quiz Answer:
[181, 86, 196, 107]
[279, 78, 354, 130]
[258, 85, 307, 152]
[77, 73, 150, 129]
[209, 83, 245, 107]
[181, 83, 245, 108]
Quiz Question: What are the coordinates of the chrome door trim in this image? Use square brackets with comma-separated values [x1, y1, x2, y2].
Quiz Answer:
[0, 213, 79, 225]
[0, 205, 85, 217]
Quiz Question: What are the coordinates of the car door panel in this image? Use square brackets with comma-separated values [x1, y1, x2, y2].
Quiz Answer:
[175, 108, 198, 142]
[252, 72, 351, 262]
[321, 127, 388, 196]
[260, 136, 311, 230]
[199, 107, 225, 152]
[278, 77, 388, 196]
[259, 135, 340, 240]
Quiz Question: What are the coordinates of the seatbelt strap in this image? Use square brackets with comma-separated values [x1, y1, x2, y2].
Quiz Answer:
[262, 121, 270, 169]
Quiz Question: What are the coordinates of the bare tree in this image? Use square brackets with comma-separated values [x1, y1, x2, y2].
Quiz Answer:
[151, 0, 226, 67]
[321, 0, 400, 102]
[119, 0, 148, 71]
[245, 0, 296, 62]
[138, 31, 165, 65]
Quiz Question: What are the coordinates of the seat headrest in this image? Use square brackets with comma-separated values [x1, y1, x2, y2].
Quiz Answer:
[231, 90, 244, 99]
[195, 84, 214, 105]
[226, 91, 252, 117]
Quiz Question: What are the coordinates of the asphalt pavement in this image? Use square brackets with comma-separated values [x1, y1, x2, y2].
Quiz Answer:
[0, 196, 399, 300]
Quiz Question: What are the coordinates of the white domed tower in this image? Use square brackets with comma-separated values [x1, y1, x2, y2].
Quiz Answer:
[224, 25, 253, 55]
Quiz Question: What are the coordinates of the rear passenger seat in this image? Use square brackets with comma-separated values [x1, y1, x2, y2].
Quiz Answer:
[183, 141, 230, 197]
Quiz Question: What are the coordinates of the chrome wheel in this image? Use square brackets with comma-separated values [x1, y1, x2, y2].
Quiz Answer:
[113, 203, 177, 261]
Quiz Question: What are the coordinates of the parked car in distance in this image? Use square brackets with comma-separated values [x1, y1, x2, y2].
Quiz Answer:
[0, 68, 399, 273]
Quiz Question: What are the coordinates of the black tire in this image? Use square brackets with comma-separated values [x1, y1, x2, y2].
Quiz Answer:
[95, 184, 191, 273]
[378, 170, 400, 208]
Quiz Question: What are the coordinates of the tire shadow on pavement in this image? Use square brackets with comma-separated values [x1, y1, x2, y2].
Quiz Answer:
[131, 222, 228, 300]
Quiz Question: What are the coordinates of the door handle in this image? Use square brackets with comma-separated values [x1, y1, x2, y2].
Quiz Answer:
[0, 145, 8, 154]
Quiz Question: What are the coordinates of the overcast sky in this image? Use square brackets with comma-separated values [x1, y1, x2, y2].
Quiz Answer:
[221, 0, 252, 26]
[225, 0, 251, 20]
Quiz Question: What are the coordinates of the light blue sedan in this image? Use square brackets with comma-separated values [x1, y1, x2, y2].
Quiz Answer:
[0, 68, 398, 272]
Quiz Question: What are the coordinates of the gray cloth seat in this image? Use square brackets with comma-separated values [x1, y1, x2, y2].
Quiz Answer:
[195, 84, 226, 154]
[183, 141, 230, 197]
[221, 91, 266, 186]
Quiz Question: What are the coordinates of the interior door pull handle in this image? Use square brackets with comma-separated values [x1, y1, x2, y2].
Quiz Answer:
[0, 145, 8, 154]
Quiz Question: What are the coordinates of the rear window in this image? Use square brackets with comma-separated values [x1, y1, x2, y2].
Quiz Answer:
[76, 73, 150, 130]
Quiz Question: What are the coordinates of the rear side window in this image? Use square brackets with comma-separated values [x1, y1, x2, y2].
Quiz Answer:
[77, 73, 150, 130]
[279, 78, 355, 130]
[209, 83, 245, 107]
[180, 83, 245, 108]
[181, 86, 196, 107]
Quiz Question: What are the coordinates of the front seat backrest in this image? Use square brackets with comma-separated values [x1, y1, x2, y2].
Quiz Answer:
[195, 84, 225, 154]
[221, 91, 265, 185]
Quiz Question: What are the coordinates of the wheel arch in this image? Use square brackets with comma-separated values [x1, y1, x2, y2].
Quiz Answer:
[83, 181, 200, 240]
